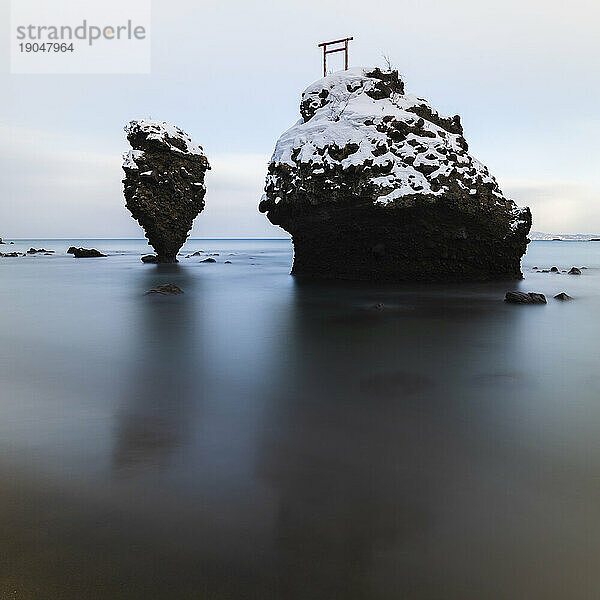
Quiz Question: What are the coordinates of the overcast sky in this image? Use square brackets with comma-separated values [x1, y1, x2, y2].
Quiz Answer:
[1, 0, 599, 237]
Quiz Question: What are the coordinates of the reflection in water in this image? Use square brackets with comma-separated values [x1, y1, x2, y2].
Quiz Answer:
[113, 266, 198, 473]
[256, 279, 528, 598]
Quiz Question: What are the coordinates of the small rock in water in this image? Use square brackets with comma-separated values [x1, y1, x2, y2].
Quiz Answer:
[68, 247, 106, 258]
[568, 266, 582, 275]
[532, 266, 538, 270]
[554, 292, 572, 301]
[186, 251, 203, 258]
[550, 266, 559, 273]
[27, 248, 52, 254]
[0, 252, 24, 257]
[141, 254, 159, 263]
[201, 257, 216, 263]
[224, 260, 232, 264]
[145, 283, 184, 295]
[504, 291, 547, 304]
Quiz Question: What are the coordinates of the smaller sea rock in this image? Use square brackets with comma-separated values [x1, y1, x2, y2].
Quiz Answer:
[550, 266, 559, 273]
[145, 283, 184, 295]
[224, 260, 232, 264]
[554, 292, 572, 301]
[0, 237, 3, 244]
[141, 254, 159, 263]
[1, 252, 24, 257]
[201, 257, 216, 263]
[504, 291, 547, 304]
[69, 247, 106, 258]
[27, 248, 52, 254]
[568, 267, 581, 275]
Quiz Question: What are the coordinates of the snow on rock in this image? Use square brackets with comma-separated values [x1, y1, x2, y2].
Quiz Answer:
[124, 120, 205, 157]
[259, 67, 531, 281]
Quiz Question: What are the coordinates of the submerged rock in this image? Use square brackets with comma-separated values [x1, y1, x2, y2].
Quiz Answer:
[27, 248, 52, 254]
[145, 283, 184, 295]
[259, 67, 531, 282]
[550, 266, 559, 273]
[67, 247, 106, 258]
[201, 257, 216, 263]
[0, 252, 24, 257]
[122, 120, 210, 263]
[141, 254, 159, 263]
[554, 292, 572, 301]
[504, 291, 547, 304]
[568, 266, 582, 275]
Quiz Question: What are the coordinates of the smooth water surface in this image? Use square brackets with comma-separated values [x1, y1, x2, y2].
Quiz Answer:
[1, 239, 600, 599]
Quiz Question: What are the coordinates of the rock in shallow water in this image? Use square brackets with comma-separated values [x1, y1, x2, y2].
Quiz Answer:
[259, 67, 531, 282]
[145, 283, 184, 295]
[554, 292, 573, 301]
[122, 120, 210, 263]
[67, 247, 106, 258]
[568, 267, 582, 275]
[505, 291, 547, 304]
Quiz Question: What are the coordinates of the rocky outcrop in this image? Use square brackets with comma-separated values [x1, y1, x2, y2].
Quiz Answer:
[259, 67, 531, 282]
[122, 120, 210, 263]
[67, 247, 106, 258]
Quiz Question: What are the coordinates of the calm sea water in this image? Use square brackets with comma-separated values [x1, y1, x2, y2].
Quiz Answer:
[1, 239, 600, 599]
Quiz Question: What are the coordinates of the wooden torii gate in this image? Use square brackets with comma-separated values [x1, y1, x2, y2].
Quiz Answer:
[318, 37, 353, 77]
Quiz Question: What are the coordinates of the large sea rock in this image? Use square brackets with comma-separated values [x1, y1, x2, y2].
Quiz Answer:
[259, 67, 531, 281]
[122, 120, 210, 263]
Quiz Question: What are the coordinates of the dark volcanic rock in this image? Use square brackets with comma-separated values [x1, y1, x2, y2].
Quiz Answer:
[554, 292, 573, 301]
[550, 266, 559, 273]
[201, 257, 216, 263]
[0, 252, 23, 257]
[27, 248, 52, 254]
[259, 67, 531, 282]
[68, 247, 106, 258]
[141, 254, 159, 263]
[568, 266, 582, 275]
[504, 291, 547, 304]
[145, 283, 184, 295]
[122, 120, 210, 263]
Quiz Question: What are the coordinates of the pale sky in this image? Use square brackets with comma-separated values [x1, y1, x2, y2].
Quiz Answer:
[1, 0, 599, 238]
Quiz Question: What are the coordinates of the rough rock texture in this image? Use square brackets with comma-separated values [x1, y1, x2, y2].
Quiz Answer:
[122, 120, 210, 263]
[259, 67, 531, 282]
[505, 291, 547, 304]
[568, 267, 581, 275]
